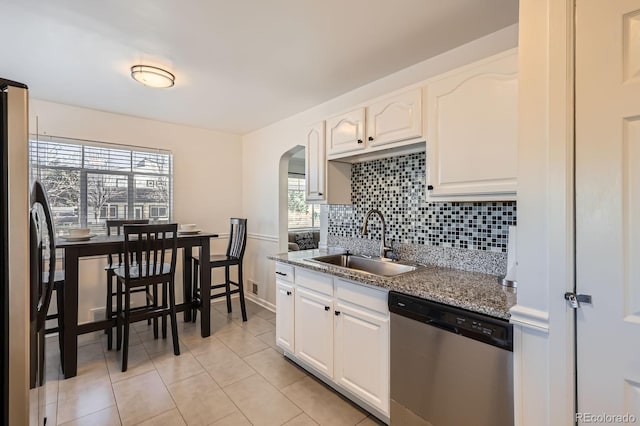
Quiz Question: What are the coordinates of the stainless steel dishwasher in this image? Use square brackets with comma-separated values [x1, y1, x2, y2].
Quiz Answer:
[388, 291, 514, 426]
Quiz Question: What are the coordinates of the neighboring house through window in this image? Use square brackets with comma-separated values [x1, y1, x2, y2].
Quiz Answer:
[99, 205, 118, 219]
[287, 176, 319, 230]
[29, 136, 173, 234]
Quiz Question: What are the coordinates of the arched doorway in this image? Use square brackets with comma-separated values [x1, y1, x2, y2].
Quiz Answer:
[278, 145, 322, 254]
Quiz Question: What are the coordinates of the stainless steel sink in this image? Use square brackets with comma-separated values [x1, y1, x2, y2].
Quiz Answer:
[308, 253, 418, 277]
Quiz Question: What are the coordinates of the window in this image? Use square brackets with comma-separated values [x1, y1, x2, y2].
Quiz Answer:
[29, 136, 173, 234]
[99, 205, 118, 219]
[287, 176, 319, 229]
[149, 205, 168, 219]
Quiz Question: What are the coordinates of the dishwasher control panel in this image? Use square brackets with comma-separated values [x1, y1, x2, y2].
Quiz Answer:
[446, 311, 510, 341]
[388, 291, 513, 351]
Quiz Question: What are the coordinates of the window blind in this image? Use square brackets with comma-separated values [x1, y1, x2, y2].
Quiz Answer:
[29, 136, 173, 235]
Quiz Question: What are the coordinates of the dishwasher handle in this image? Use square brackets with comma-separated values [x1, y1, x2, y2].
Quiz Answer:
[389, 291, 513, 351]
[429, 319, 460, 334]
[390, 299, 442, 325]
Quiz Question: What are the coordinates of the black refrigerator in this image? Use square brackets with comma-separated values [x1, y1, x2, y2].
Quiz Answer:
[1, 78, 35, 425]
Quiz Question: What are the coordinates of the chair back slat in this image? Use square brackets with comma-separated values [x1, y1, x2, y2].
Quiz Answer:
[106, 219, 149, 267]
[226, 218, 247, 260]
[123, 223, 177, 285]
[29, 181, 57, 331]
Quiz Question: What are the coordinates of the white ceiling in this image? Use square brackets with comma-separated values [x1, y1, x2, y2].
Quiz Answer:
[0, 0, 518, 134]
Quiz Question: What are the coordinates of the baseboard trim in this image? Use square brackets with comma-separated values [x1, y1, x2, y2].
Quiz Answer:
[509, 305, 550, 333]
[245, 293, 275, 312]
[283, 351, 389, 423]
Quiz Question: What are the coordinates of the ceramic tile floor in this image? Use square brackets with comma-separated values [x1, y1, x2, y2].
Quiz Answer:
[44, 299, 384, 426]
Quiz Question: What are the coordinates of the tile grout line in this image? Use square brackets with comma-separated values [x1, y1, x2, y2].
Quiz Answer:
[53, 301, 277, 426]
[101, 331, 125, 426]
[194, 307, 286, 425]
[144, 316, 251, 426]
[215, 322, 308, 426]
[218, 307, 327, 426]
[184, 337, 253, 425]
[135, 323, 184, 425]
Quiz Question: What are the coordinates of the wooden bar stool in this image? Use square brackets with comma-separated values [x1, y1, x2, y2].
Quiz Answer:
[115, 223, 180, 372]
[192, 218, 248, 322]
[104, 219, 149, 350]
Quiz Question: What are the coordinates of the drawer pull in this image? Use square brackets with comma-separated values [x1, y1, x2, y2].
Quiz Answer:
[275, 271, 287, 276]
[335, 311, 341, 316]
[324, 306, 330, 311]
[286, 291, 292, 296]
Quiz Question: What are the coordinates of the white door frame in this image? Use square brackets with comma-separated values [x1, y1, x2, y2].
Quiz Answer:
[510, 0, 576, 424]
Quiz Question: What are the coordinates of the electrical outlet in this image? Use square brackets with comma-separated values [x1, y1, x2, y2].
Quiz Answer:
[252, 281, 258, 295]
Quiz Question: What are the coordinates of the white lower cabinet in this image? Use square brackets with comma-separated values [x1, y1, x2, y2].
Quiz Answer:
[334, 300, 389, 414]
[275, 280, 295, 353]
[276, 264, 390, 421]
[275, 263, 295, 353]
[294, 286, 334, 377]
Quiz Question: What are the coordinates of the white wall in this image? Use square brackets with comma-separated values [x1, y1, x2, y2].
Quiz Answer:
[29, 100, 243, 323]
[241, 25, 519, 306]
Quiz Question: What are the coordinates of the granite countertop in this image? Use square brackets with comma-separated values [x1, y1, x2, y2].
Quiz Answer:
[268, 249, 516, 320]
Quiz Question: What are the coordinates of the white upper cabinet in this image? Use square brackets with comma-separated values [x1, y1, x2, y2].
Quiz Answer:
[366, 88, 423, 148]
[326, 89, 425, 161]
[303, 121, 352, 205]
[326, 108, 367, 156]
[427, 49, 518, 200]
[305, 121, 326, 202]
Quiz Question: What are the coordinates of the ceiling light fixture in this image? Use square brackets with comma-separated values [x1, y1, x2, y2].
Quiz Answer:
[130, 65, 175, 88]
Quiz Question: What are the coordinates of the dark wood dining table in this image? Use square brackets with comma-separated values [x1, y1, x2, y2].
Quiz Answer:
[55, 231, 218, 379]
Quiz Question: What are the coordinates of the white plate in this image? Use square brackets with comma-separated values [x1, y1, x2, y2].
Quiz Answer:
[61, 234, 97, 242]
[178, 229, 202, 235]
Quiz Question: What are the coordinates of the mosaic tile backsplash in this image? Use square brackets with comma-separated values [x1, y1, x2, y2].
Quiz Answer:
[327, 152, 517, 254]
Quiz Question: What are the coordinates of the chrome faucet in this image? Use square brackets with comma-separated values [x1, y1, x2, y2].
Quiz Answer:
[361, 208, 393, 259]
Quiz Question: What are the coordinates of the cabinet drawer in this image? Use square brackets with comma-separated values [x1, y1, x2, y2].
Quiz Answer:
[275, 262, 295, 283]
[335, 278, 388, 315]
[296, 268, 333, 296]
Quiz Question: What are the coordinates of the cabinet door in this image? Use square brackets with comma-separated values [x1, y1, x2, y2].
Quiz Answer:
[294, 287, 334, 378]
[326, 108, 366, 156]
[367, 88, 423, 147]
[305, 121, 326, 202]
[334, 301, 389, 414]
[275, 280, 295, 352]
[427, 50, 518, 199]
